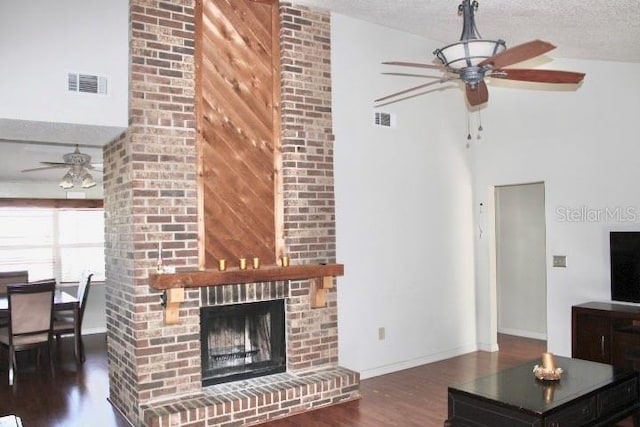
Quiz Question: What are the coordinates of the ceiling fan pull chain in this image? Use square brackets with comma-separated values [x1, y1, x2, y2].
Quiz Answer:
[477, 109, 483, 140]
[466, 110, 472, 148]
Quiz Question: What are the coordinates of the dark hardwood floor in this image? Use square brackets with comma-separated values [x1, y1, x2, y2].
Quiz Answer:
[263, 334, 548, 427]
[0, 334, 635, 426]
[0, 335, 130, 427]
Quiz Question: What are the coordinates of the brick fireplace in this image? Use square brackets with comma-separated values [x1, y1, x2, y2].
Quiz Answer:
[103, 1, 359, 426]
[134, 280, 359, 426]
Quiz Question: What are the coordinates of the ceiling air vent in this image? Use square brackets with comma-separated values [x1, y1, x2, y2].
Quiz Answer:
[374, 111, 395, 128]
[68, 72, 108, 95]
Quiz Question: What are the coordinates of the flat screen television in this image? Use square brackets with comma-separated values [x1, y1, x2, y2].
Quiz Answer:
[610, 231, 640, 303]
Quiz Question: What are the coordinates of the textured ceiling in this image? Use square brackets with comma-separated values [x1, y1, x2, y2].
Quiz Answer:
[0, 139, 103, 185]
[0, 119, 119, 186]
[293, 0, 640, 63]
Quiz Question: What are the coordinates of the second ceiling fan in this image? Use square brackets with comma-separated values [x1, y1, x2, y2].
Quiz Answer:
[376, 0, 586, 107]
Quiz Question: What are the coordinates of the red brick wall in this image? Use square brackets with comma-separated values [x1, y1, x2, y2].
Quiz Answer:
[105, 1, 199, 424]
[104, 135, 139, 421]
[280, 4, 336, 265]
[104, 2, 347, 425]
[280, 4, 338, 372]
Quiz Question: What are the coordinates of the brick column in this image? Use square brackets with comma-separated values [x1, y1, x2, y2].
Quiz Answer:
[104, 1, 198, 424]
[280, 4, 339, 372]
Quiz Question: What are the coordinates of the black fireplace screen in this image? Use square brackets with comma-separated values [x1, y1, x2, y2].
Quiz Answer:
[200, 299, 285, 386]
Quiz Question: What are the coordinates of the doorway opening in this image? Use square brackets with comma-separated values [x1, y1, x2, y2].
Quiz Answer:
[494, 182, 547, 341]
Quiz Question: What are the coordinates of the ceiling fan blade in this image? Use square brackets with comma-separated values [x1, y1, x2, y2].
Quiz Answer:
[382, 72, 445, 79]
[479, 40, 556, 69]
[465, 81, 489, 107]
[491, 68, 585, 84]
[375, 79, 451, 103]
[21, 165, 69, 173]
[39, 161, 70, 167]
[382, 61, 446, 71]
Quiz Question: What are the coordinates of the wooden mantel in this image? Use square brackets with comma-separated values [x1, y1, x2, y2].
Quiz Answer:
[151, 264, 343, 320]
[149, 263, 344, 290]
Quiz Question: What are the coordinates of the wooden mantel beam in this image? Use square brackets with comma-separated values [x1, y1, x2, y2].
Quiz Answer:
[149, 263, 344, 290]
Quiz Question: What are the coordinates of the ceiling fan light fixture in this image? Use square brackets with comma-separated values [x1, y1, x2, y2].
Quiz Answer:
[433, 0, 506, 73]
[59, 170, 74, 189]
[80, 170, 96, 189]
[434, 39, 506, 70]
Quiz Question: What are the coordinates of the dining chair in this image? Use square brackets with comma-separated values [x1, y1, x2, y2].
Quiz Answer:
[0, 271, 29, 329]
[54, 272, 93, 363]
[0, 271, 29, 295]
[0, 281, 56, 386]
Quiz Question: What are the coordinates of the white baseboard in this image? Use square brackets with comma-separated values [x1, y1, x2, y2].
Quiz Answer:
[498, 327, 547, 341]
[83, 327, 107, 335]
[357, 343, 478, 380]
[56, 327, 106, 337]
[476, 341, 500, 352]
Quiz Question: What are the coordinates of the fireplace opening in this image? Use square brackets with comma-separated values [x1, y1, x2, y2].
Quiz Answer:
[200, 299, 286, 386]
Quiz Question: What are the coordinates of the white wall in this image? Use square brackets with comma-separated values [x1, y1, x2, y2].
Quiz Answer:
[332, 14, 478, 378]
[0, 1, 121, 196]
[331, 11, 640, 374]
[0, 0, 128, 128]
[473, 59, 640, 356]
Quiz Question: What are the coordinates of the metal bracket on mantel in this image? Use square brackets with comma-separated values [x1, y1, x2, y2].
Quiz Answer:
[310, 276, 334, 308]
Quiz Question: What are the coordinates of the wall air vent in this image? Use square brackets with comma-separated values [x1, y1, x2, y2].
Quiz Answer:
[68, 73, 108, 95]
[373, 111, 395, 128]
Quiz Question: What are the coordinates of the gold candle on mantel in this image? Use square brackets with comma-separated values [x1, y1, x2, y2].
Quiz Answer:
[239, 258, 247, 270]
[218, 259, 227, 271]
[252, 257, 260, 269]
[541, 352, 556, 370]
[280, 256, 290, 267]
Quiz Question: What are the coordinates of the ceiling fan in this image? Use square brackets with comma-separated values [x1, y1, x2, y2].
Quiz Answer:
[21, 144, 101, 189]
[375, 0, 586, 108]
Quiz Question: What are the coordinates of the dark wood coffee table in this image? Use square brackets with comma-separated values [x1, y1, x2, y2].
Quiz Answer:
[445, 356, 639, 427]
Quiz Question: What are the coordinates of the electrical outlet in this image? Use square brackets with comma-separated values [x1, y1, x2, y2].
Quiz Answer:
[553, 255, 567, 268]
[378, 327, 386, 340]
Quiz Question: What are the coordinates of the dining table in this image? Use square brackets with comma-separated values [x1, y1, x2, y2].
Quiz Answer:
[0, 289, 81, 364]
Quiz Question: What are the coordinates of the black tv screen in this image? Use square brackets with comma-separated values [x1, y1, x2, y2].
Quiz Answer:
[611, 232, 640, 303]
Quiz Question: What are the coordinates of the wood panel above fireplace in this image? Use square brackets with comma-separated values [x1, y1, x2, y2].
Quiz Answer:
[196, 0, 282, 268]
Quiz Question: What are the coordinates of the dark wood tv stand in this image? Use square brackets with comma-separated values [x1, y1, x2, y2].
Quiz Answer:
[572, 301, 640, 368]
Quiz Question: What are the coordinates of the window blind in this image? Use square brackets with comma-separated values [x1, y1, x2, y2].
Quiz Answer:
[0, 207, 105, 283]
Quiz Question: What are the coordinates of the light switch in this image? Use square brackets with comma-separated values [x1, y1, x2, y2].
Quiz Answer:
[553, 255, 567, 268]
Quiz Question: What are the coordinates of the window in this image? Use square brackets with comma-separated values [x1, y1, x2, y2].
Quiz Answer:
[0, 207, 105, 283]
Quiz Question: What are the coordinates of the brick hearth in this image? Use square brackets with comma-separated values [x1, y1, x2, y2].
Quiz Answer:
[142, 368, 358, 426]
[103, 2, 359, 426]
